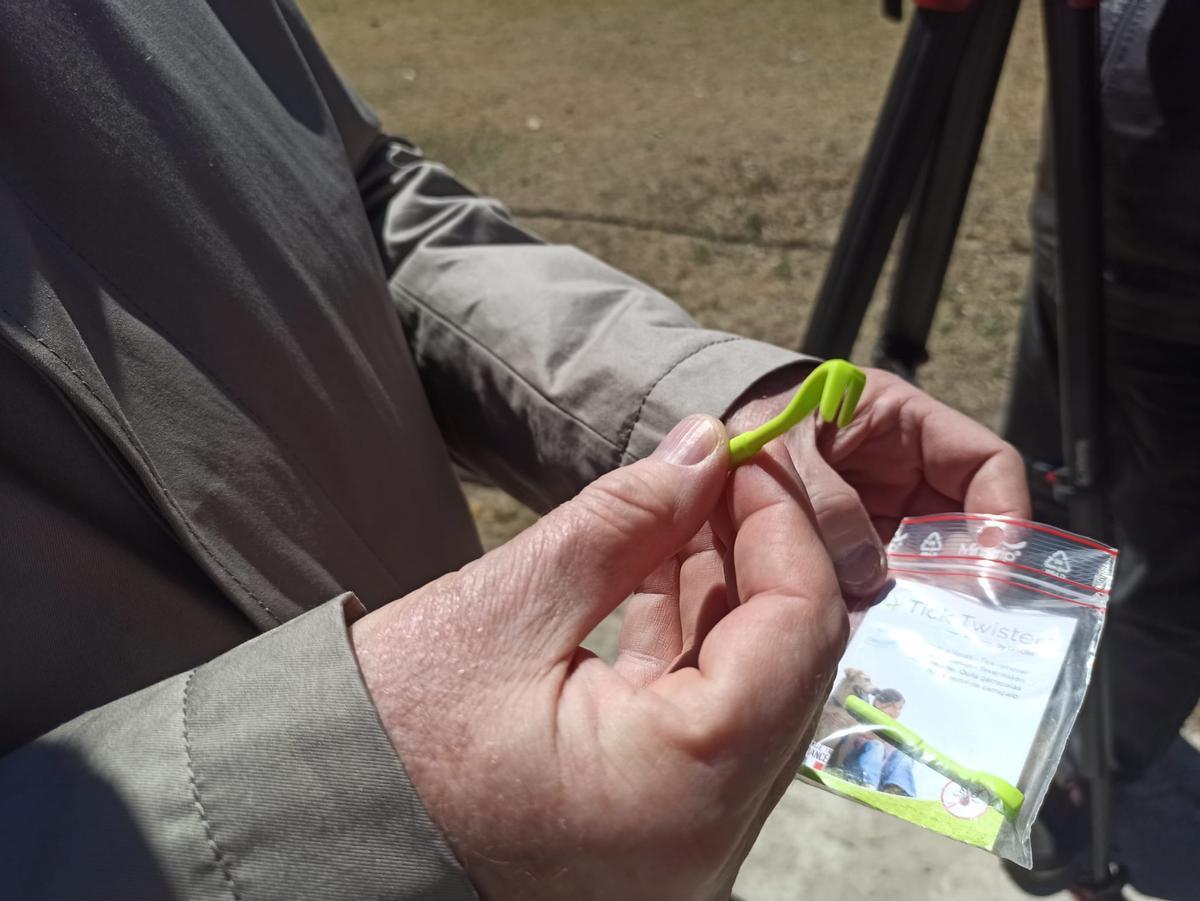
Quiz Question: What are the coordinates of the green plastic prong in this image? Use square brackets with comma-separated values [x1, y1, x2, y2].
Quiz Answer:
[844, 695, 1025, 820]
[819, 372, 843, 422]
[838, 371, 865, 428]
[728, 360, 866, 466]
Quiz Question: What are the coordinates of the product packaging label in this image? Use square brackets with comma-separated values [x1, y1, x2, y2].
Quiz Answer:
[803, 578, 1077, 849]
[800, 515, 1116, 863]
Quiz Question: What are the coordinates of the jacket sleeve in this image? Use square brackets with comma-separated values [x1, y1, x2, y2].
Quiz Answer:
[277, 2, 811, 513]
[363, 146, 810, 511]
[0, 596, 477, 901]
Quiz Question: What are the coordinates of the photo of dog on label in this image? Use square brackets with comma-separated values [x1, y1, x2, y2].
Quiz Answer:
[810, 668, 914, 796]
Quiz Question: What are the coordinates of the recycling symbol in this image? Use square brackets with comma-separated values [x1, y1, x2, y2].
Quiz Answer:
[919, 532, 943, 556]
[1044, 550, 1072, 578]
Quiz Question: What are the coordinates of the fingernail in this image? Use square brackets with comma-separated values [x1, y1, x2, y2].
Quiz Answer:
[834, 541, 888, 597]
[652, 415, 721, 466]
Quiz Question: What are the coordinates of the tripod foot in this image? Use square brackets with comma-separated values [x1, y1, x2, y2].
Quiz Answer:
[1070, 865, 1129, 901]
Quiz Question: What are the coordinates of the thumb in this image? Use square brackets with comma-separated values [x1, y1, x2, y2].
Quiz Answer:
[489, 414, 729, 659]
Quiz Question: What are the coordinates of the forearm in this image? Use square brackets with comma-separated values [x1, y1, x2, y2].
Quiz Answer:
[359, 140, 809, 510]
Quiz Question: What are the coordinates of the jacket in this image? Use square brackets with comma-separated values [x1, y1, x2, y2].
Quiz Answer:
[0, 2, 803, 898]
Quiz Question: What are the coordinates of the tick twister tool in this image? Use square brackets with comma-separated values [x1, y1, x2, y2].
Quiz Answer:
[845, 694, 1025, 820]
[728, 359, 866, 466]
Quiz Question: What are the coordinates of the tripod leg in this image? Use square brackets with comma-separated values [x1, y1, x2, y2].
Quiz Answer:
[802, 5, 978, 359]
[1041, 0, 1119, 893]
[876, 0, 1021, 380]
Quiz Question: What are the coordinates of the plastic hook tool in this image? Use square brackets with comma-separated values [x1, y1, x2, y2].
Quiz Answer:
[845, 694, 1025, 820]
[728, 359, 867, 466]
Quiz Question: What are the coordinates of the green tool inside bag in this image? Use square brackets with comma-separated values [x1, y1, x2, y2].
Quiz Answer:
[798, 514, 1116, 868]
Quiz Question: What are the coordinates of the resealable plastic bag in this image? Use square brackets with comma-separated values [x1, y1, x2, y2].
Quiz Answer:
[799, 514, 1117, 867]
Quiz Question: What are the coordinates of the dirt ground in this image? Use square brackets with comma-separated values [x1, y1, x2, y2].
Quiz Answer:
[303, 0, 1047, 547]
[300, 2, 1188, 897]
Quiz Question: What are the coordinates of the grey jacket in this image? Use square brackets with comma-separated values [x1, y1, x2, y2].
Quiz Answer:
[0, 2, 800, 898]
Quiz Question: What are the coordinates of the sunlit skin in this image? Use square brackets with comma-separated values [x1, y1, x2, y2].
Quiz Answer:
[349, 366, 1030, 900]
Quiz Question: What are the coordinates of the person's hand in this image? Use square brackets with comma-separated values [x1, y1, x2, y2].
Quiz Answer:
[726, 365, 1031, 599]
[351, 415, 847, 901]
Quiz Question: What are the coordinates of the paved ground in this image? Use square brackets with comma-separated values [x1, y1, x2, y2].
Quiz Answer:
[301, 2, 1195, 897]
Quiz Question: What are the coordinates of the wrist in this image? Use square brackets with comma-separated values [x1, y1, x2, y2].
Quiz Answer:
[724, 360, 820, 432]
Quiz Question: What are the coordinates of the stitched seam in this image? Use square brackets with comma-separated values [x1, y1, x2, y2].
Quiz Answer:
[617, 336, 742, 460]
[2, 177, 406, 595]
[0, 307, 281, 625]
[182, 671, 243, 901]
[392, 281, 624, 455]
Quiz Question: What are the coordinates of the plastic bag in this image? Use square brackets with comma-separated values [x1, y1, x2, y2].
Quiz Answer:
[798, 513, 1117, 867]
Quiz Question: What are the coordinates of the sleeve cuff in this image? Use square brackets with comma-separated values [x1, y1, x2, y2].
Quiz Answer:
[622, 337, 815, 461]
[184, 594, 477, 901]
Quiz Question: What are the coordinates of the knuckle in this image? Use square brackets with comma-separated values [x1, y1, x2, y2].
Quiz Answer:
[804, 479, 863, 523]
[776, 598, 852, 709]
[770, 587, 850, 666]
[998, 441, 1024, 469]
[575, 466, 674, 536]
[671, 707, 741, 762]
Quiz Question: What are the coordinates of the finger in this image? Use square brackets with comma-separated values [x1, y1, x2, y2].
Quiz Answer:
[484, 414, 730, 659]
[868, 480, 960, 545]
[962, 442, 1030, 519]
[915, 399, 1031, 519]
[726, 664, 841, 871]
[902, 482, 960, 516]
[616, 524, 731, 685]
[787, 438, 888, 599]
[681, 452, 847, 753]
[670, 528, 730, 672]
[615, 558, 682, 687]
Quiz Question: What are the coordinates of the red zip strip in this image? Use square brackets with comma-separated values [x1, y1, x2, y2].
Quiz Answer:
[901, 513, 1118, 555]
[889, 565, 1108, 610]
[890, 553, 1109, 596]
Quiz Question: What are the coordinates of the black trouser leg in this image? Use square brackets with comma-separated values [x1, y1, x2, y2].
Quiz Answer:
[1004, 263, 1200, 779]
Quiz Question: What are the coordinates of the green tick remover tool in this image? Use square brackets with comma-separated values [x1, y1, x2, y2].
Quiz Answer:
[728, 359, 866, 465]
[845, 695, 1025, 820]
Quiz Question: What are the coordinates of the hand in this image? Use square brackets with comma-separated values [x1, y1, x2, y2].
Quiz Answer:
[726, 365, 1031, 599]
[351, 415, 847, 901]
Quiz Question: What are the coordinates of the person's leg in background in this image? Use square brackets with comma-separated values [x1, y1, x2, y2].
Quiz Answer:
[1005, 255, 1200, 784]
[1003, 4, 1200, 891]
[1004, 252, 1200, 896]
[879, 748, 916, 797]
[842, 739, 887, 789]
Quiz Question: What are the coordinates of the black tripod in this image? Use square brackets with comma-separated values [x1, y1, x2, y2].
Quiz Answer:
[801, 1, 1120, 896]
